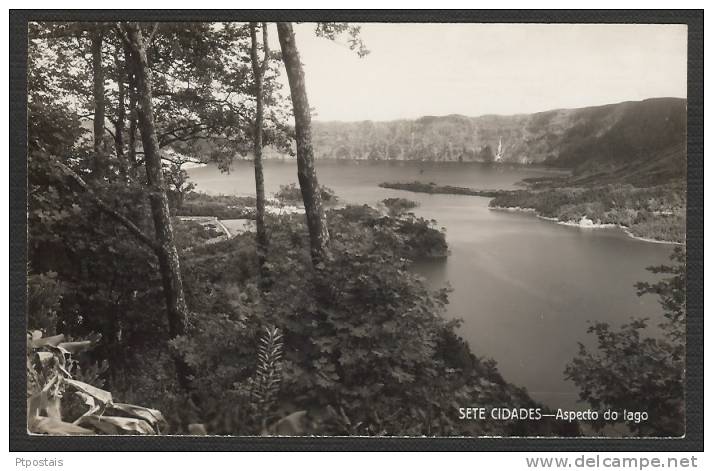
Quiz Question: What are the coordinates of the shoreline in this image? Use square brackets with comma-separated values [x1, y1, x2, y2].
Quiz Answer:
[489, 206, 683, 245]
[375, 181, 684, 246]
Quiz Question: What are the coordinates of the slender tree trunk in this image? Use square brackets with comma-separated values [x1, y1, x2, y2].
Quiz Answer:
[123, 43, 138, 167]
[175, 187, 185, 210]
[277, 22, 330, 267]
[115, 78, 126, 158]
[121, 22, 191, 389]
[113, 46, 127, 176]
[127, 84, 138, 167]
[250, 23, 270, 289]
[91, 27, 107, 179]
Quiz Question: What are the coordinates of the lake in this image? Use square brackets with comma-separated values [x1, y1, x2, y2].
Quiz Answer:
[188, 159, 673, 410]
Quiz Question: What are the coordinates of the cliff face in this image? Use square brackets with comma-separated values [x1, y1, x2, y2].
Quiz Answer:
[311, 98, 686, 183]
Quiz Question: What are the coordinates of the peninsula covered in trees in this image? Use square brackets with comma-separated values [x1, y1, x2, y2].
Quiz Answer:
[380, 179, 685, 244]
[374, 98, 686, 244]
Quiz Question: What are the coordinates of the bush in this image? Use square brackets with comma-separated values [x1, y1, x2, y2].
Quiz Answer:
[27, 272, 63, 336]
[381, 197, 418, 217]
[172, 208, 573, 436]
[173, 219, 216, 249]
[274, 183, 338, 205]
[330, 205, 448, 260]
[175, 192, 256, 219]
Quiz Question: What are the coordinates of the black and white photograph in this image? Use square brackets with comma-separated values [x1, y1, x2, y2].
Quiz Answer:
[15, 12, 700, 445]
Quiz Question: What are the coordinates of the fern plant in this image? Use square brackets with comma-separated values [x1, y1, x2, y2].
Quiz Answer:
[251, 325, 283, 414]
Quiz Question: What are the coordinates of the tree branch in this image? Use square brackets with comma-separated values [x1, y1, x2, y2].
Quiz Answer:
[104, 126, 116, 140]
[146, 22, 160, 45]
[161, 153, 202, 165]
[115, 22, 131, 48]
[50, 158, 161, 253]
[157, 123, 213, 148]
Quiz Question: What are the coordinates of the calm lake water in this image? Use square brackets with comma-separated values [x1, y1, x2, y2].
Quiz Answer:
[188, 159, 672, 409]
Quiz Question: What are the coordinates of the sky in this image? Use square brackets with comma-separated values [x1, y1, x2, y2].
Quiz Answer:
[271, 23, 687, 122]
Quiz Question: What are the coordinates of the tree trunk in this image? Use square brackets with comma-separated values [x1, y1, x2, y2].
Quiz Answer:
[127, 86, 138, 167]
[91, 27, 107, 179]
[175, 189, 184, 211]
[113, 45, 127, 176]
[250, 23, 270, 289]
[121, 22, 191, 388]
[277, 22, 330, 267]
[123, 43, 138, 167]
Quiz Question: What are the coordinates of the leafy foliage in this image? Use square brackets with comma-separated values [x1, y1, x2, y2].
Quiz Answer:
[164, 160, 196, 210]
[381, 197, 418, 217]
[251, 326, 284, 411]
[490, 183, 686, 243]
[176, 191, 256, 219]
[564, 247, 686, 437]
[274, 182, 338, 205]
[329, 204, 448, 260]
[170, 206, 574, 436]
[314, 23, 370, 58]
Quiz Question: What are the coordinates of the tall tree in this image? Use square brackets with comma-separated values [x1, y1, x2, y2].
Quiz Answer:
[90, 25, 107, 179]
[123, 40, 139, 168]
[276, 22, 331, 267]
[111, 44, 127, 173]
[250, 22, 271, 287]
[119, 22, 191, 388]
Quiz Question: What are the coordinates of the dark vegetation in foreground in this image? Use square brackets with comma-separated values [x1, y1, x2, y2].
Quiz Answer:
[29, 187, 574, 436]
[173, 210, 576, 436]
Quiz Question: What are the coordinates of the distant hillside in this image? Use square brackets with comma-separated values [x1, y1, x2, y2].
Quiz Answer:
[311, 98, 686, 184]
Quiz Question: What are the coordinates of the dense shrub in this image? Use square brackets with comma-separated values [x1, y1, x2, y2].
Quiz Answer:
[274, 183, 338, 205]
[173, 219, 218, 249]
[169, 208, 575, 436]
[330, 205, 448, 260]
[381, 197, 418, 217]
[27, 145, 567, 436]
[176, 192, 256, 219]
